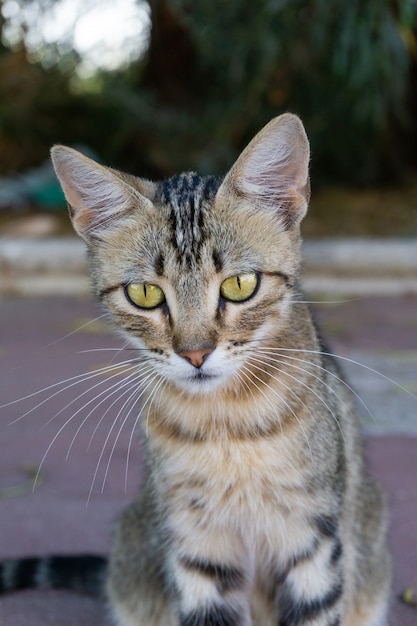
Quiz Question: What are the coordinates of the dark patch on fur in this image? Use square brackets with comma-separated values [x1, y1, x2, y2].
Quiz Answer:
[179, 557, 245, 594]
[290, 539, 320, 569]
[330, 539, 343, 566]
[212, 249, 223, 273]
[315, 515, 339, 539]
[154, 252, 165, 276]
[279, 582, 343, 625]
[156, 173, 222, 266]
[180, 604, 242, 626]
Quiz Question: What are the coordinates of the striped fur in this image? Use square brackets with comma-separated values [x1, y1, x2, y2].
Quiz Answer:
[0, 555, 106, 597]
[0, 114, 390, 626]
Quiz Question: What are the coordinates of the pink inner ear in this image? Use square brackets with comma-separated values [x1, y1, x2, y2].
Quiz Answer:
[51, 147, 137, 241]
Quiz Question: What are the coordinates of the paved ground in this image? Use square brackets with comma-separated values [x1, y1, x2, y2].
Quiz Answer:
[0, 293, 416, 625]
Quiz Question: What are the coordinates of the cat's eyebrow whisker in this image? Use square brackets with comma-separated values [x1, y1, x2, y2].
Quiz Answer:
[3, 357, 142, 417]
[43, 314, 109, 348]
[258, 349, 377, 426]
[249, 354, 346, 443]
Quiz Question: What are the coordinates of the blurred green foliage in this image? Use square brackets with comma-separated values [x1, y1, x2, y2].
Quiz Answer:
[1, 0, 417, 185]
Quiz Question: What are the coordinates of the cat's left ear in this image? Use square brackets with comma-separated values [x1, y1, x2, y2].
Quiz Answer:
[218, 113, 310, 229]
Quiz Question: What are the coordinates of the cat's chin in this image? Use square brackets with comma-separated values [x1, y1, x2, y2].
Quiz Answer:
[172, 372, 227, 396]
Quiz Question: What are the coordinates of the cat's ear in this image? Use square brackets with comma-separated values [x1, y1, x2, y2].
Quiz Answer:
[50, 146, 155, 242]
[219, 113, 310, 229]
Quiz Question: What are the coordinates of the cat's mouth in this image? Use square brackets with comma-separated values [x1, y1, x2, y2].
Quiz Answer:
[178, 369, 224, 394]
[191, 371, 216, 382]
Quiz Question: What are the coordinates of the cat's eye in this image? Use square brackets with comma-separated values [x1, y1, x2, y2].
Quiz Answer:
[124, 283, 165, 309]
[220, 272, 259, 302]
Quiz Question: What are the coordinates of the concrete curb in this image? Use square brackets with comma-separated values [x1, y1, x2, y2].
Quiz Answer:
[0, 237, 416, 296]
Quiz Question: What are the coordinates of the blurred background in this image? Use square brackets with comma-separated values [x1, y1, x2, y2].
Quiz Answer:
[0, 0, 417, 237]
[1, 8, 417, 623]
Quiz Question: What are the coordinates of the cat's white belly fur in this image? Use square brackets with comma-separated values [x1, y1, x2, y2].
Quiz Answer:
[157, 434, 327, 571]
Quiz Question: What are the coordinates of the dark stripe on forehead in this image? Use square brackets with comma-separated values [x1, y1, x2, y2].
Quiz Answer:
[157, 172, 222, 265]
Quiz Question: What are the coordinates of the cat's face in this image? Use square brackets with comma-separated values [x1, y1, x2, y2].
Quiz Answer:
[51, 114, 310, 397]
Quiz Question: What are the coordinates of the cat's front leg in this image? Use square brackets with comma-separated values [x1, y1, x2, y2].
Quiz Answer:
[276, 518, 344, 626]
[170, 531, 253, 626]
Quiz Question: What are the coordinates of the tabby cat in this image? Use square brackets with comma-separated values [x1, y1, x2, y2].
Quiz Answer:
[0, 114, 390, 625]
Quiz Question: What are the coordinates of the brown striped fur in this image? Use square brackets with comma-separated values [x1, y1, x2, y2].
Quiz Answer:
[49, 114, 390, 626]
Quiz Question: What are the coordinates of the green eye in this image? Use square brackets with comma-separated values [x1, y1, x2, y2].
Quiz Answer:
[125, 283, 165, 309]
[220, 272, 259, 302]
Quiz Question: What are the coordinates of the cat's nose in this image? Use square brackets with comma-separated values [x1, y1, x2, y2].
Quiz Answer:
[178, 347, 213, 368]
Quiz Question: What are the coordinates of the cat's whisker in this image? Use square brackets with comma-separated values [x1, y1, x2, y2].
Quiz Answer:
[40, 361, 146, 433]
[87, 370, 160, 503]
[236, 369, 282, 438]
[31, 367, 142, 492]
[100, 369, 164, 494]
[143, 375, 167, 439]
[249, 354, 346, 442]
[65, 368, 148, 461]
[77, 348, 144, 353]
[43, 314, 109, 348]
[235, 370, 263, 420]
[288, 296, 366, 305]
[125, 374, 166, 491]
[257, 346, 417, 400]
[100, 380, 147, 494]
[86, 366, 155, 452]
[241, 362, 314, 460]
[5, 357, 142, 424]
[30, 364, 149, 492]
[258, 349, 377, 426]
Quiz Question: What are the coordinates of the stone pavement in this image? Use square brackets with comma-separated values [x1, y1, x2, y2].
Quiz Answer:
[0, 287, 416, 623]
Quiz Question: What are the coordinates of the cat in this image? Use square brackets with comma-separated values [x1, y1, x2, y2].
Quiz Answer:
[0, 113, 390, 625]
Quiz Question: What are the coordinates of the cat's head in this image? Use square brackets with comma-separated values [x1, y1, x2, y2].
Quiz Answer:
[51, 114, 310, 397]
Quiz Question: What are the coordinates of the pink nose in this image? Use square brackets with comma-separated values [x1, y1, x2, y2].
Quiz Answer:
[178, 347, 213, 368]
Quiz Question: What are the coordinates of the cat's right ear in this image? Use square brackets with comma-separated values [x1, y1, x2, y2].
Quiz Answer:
[50, 146, 154, 242]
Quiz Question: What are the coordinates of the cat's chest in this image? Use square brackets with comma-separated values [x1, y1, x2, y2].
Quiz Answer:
[154, 435, 322, 546]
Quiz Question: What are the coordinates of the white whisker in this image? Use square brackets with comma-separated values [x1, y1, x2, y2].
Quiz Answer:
[40, 362, 146, 432]
[87, 369, 160, 503]
[86, 366, 154, 452]
[100, 369, 163, 494]
[5, 357, 141, 423]
[65, 368, 147, 460]
[43, 314, 108, 348]
[249, 354, 346, 442]
[125, 374, 166, 491]
[258, 347, 417, 400]
[240, 362, 315, 460]
[258, 349, 376, 426]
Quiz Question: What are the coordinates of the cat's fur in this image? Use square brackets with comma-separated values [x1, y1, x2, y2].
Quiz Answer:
[0, 114, 390, 625]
